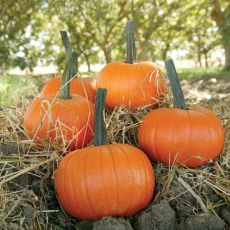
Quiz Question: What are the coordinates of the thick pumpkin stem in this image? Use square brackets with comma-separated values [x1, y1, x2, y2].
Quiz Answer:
[126, 20, 136, 64]
[165, 59, 187, 110]
[59, 52, 78, 100]
[60, 30, 78, 76]
[94, 88, 107, 146]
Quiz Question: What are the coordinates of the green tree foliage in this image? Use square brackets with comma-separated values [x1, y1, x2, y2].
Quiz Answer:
[130, 0, 182, 60]
[0, 0, 229, 71]
[0, 0, 42, 71]
[180, 0, 221, 67]
[48, 0, 128, 66]
[211, 0, 230, 69]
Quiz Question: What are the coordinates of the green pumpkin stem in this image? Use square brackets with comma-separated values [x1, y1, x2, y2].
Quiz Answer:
[126, 20, 136, 64]
[60, 30, 78, 76]
[94, 88, 107, 146]
[165, 59, 187, 110]
[59, 52, 78, 100]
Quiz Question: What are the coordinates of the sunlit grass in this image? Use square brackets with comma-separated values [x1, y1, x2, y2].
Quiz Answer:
[177, 67, 230, 79]
[0, 75, 39, 107]
[0, 67, 229, 107]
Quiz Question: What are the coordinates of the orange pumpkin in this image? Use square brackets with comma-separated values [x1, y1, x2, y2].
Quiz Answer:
[138, 59, 224, 167]
[96, 21, 166, 109]
[24, 53, 94, 150]
[54, 88, 155, 220]
[41, 31, 96, 102]
[40, 77, 96, 102]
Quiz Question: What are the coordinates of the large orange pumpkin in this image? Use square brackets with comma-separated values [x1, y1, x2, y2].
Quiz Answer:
[40, 31, 96, 102]
[24, 53, 94, 150]
[96, 21, 166, 109]
[54, 88, 155, 220]
[138, 59, 224, 167]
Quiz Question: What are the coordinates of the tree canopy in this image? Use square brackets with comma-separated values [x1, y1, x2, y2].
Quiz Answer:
[0, 0, 229, 71]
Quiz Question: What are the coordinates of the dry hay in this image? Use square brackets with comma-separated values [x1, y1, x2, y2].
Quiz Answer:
[0, 77, 229, 228]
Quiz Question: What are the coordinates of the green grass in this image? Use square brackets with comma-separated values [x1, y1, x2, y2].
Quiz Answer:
[0, 75, 39, 107]
[177, 67, 230, 79]
[0, 67, 229, 107]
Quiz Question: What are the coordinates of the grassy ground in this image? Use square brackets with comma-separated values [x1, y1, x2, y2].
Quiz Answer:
[0, 67, 229, 107]
[177, 67, 230, 79]
[0, 67, 229, 229]
[0, 75, 38, 107]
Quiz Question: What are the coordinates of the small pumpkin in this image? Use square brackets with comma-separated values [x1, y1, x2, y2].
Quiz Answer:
[54, 88, 155, 220]
[41, 76, 96, 102]
[138, 59, 224, 167]
[40, 31, 96, 102]
[96, 21, 166, 109]
[24, 53, 94, 150]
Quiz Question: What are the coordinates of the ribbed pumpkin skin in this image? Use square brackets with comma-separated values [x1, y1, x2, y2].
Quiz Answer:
[54, 143, 155, 220]
[41, 77, 96, 102]
[23, 95, 94, 150]
[96, 61, 165, 109]
[138, 106, 224, 167]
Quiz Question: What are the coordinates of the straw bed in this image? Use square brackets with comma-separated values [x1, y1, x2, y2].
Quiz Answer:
[0, 76, 229, 228]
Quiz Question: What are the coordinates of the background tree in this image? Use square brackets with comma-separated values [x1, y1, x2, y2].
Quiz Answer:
[0, 0, 42, 71]
[0, 0, 229, 72]
[211, 0, 230, 70]
[129, 0, 189, 61]
[48, 0, 128, 65]
[182, 1, 221, 67]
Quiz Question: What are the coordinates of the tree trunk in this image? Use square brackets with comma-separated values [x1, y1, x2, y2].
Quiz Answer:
[195, 60, 198, 67]
[83, 53, 91, 72]
[204, 51, 209, 68]
[102, 47, 112, 63]
[161, 29, 171, 61]
[223, 44, 230, 70]
[161, 49, 167, 61]
[212, 0, 230, 70]
[198, 49, 202, 67]
[197, 35, 202, 67]
[86, 59, 91, 72]
[138, 42, 149, 60]
[161, 42, 170, 61]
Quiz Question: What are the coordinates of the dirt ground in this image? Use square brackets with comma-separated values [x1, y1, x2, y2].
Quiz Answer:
[0, 75, 229, 230]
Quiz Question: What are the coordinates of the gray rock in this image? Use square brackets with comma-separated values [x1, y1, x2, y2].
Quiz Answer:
[0, 143, 20, 154]
[93, 216, 133, 230]
[167, 179, 196, 219]
[7, 223, 20, 230]
[222, 206, 230, 225]
[22, 204, 36, 226]
[7, 173, 30, 190]
[134, 200, 176, 230]
[183, 213, 225, 230]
